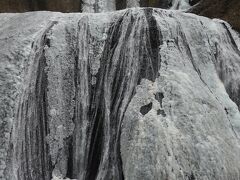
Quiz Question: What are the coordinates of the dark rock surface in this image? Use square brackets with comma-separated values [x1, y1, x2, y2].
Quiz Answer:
[0, 0, 82, 12]
[190, 0, 240, 32]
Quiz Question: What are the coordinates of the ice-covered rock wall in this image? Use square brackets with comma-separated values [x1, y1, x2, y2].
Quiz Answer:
[1, 7, 240, 180]
[127, 0, 190, 9]
[82, 0, 116, 12]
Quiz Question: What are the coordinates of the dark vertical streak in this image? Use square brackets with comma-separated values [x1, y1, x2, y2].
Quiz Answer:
[11, 22, 57, 180]
[139, 8, 162, 83]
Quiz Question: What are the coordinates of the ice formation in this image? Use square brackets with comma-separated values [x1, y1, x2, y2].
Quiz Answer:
[0, 4, 240, 180]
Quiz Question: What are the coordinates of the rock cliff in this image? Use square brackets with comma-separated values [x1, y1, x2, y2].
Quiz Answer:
[1, 7, 240, 180]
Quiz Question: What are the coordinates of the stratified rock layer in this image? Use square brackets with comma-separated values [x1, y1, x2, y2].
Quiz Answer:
[0, 8, 240, 180]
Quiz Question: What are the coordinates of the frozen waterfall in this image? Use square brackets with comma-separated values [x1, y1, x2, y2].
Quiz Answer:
[1, 5, 240, 180]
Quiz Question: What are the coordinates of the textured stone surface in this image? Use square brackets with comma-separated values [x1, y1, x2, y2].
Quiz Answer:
[190, 0, 240, 32]
[1, 7, 240, 180]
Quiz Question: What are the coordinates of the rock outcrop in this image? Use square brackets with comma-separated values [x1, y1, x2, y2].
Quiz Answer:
[1, 7, 240, 180]
[190, 0, 240, 32]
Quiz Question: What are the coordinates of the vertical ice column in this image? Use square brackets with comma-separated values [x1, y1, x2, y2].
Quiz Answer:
[82, 0, 116, 13]
[127, 0, 140, 8]
[82, 0, 95, 12]
[170, 0, 191, 10]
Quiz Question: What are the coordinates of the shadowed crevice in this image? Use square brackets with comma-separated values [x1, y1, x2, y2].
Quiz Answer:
[138, 8, 162, 83]
[157, 109, 166, 116]
[155, 92, 164, 107]
[140, 102, 153, 115]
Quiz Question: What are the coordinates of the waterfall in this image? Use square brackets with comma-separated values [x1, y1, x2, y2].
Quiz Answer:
[0, 5, 240, 180]
[170, 0, 191, 10]
[82, 0, 116, 13]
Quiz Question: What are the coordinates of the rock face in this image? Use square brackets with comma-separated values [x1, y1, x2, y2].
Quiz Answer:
[190, 0, 240, 32]
[1, 7, 240, 180]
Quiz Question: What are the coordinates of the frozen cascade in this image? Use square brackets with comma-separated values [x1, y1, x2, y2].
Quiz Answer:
[170, 0, 191, 10]
[82, 0, 116, 13]
[0, 7, 240, 180]
[126, 0, 190, 9]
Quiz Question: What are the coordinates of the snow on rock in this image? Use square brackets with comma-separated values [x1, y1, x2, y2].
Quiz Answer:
[0, 8, 240, 180]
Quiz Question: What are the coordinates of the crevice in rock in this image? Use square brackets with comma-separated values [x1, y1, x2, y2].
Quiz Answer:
[224, 107, 229, 115]
[86, 105, 105, 180]
[46, 37, 51, 48]
[138, 8, 162, 83]
[188, 172, 196, 180]
[140, 102, 153, 115]
[35, 48, 53, 179]
[157, 109, 166, 116]
[155, 92, 164, 107]
[66, 136, 74, 179]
